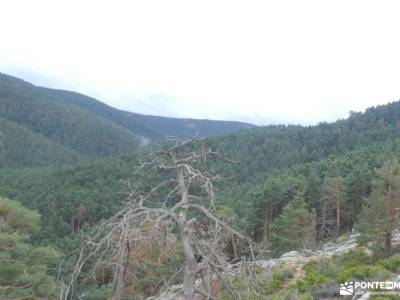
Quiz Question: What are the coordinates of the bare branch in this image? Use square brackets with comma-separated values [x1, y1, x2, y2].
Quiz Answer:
[61, 137, 255, 300]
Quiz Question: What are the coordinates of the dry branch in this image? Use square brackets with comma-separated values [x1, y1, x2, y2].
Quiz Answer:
[61, 137, 257, 300]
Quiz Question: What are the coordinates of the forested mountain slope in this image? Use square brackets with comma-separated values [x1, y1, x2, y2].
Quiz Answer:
[0, 157, 135, 241]
[0, 134, 397, 244]
[205, 101, 400, 182]
[2, 101, 400, 242]
[42, 87, 255, 140]
[3, 96, 400, 299]
[0, 72, 255, 168]
[2, 72, 400, 248]
[42, 88, 162, 140]
[0, 118, 80, 168]
[0, 73, 143, 165]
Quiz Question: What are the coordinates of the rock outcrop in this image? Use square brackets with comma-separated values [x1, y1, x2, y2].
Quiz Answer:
[147, 233, 360, 300]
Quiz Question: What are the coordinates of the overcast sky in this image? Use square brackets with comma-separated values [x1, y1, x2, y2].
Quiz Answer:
[1, 0, 400, 125]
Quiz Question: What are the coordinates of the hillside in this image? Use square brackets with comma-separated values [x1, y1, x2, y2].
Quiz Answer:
[3, 99, 400, 299]
[0, 118, 81, 168]
[0, 73, 143, 166]
[205, 101, 400, 183]
[0, 73, 255, 168]
[42, 87, 255, 140]
[2, 101, 400, 241]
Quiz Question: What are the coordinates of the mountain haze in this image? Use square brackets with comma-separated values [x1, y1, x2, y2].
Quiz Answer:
[0, 73, 254, 168]
[42, 87, 255, 140]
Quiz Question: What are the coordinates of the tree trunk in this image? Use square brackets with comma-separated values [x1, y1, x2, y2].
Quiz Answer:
[335, 180, 341, 236]
[385, 190, 397, 258]
[177, 166, 197, 300]
[181, 224, 197, 300]
[306, 208, 318, 248]
[114, 239, 129, 300]
[385, 230, 392, 257]
[231, 234, 238, 258]
[319, 203, 327, 238]
[336, 200, 340, 236]
[264, 202, 273, 240]
[183, 261, 197, 300]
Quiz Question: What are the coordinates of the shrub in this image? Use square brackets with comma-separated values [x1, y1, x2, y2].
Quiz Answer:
[336, 264, 389, 283]
[295, 249, 392, 296]
[268, 290, 313, 300]
[219, 266, 294, 299]
[370, 296, 400, 300]
[295, 270, 329, 292]
[271, 267, 294, 287]
[335, 249, 375, 268]
[377, 255, 400, 272]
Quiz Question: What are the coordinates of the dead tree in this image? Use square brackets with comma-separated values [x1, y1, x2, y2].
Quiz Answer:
[61, 137, 256, 300]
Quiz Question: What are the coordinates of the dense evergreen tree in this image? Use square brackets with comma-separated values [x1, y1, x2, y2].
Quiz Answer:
[205, 101, 400, 184]
[268, 190, 313, 257]
[357, 160, 400, 256]
[0, 197, 59, 298]
[320, 177, 344, 237]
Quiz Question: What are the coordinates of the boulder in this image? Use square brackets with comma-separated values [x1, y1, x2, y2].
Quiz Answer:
[280, 251, 301, 259]
[303, 249, 313, 257]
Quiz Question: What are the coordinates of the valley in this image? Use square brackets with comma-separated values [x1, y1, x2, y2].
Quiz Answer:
[2, 74, 400, 299]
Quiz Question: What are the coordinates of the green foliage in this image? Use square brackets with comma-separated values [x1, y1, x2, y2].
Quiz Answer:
[219, 266, 294, 299]
[4, 72, 400, 248]
[206, 101, 400, 185]
[0, 117, 80, 168]
[377, 255, 400, 272]
[295, 271, 330, 292]
[371, 295, 400, 300]
[85, 284, 114, 300]
[0, 197, 59, 298]
[6, 73, 400, 297]
[295, 249, 393, 296]
[0, 73, 142, 166]
[44, 87, 255, 141]
[269, 267, 294, 290]
[0, 156, 141, 242]
[240, 138, 400, 242]
[336, 248, 377, 266]
[357, 160, 400, 256]
[0, 72, 254, 168]
[3, 132, 400, 248]
[0, 196, 40, 234]
[336, 264, 389, 283]
[268, 189, 312, 257]
[268, 290, 313, 300]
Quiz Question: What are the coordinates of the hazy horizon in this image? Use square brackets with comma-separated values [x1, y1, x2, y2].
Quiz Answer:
[2, 1, 400, 125]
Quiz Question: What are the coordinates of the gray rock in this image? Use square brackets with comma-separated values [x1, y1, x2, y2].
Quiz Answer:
[280, 250, 301, 259]
[312, 250, 323, 256]
[146, 285, 183, 300]
[392, 230, 400, 244]
[303, 249, 313, 257]
[256, 259, 278, 269]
